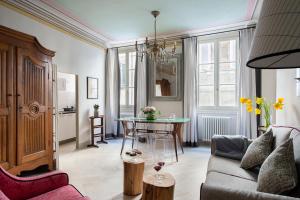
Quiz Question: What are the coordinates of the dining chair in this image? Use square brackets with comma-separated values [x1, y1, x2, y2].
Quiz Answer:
[120, 121, 154, 156]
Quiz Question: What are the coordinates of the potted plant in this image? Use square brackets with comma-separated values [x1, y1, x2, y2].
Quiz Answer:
[240, 97, 284, 129]
[141, 106, 160, 120]
[93, 104, 99, 117]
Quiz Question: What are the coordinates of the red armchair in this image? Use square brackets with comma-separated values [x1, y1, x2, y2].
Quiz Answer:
[0, 167, 89, 200]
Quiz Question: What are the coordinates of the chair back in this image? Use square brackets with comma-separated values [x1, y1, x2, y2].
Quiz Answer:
[121, 120, 135, 137]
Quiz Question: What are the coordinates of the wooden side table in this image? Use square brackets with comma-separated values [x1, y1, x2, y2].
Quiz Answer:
[123, 158, 145, 196]
[87, 115, 107, 148]
[142, 173, 175, 200]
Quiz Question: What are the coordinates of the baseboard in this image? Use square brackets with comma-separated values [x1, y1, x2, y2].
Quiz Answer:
[59, 137, 76, 145]
[105, 133, 123, 139]
[183, 140, 211, 147]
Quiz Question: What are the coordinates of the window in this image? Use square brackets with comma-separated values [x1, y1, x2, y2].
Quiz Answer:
[119, 50, 136, 111]
[197, 36, 239, 108]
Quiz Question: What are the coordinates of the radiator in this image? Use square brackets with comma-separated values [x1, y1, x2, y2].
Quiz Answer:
[199, 115, 236, 141]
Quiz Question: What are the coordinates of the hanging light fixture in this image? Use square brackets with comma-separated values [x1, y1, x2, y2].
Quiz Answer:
[247, 0, 300, 69]
[136, 10, 176, 63]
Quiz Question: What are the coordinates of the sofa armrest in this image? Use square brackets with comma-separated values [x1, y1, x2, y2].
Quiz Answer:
[200, 183, 299, 200]
[0, 167, 69, 200]
[211, 135, 249, 160]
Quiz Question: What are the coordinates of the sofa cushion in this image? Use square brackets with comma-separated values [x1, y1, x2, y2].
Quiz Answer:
[272, 126, 293, 149]
[207, 156, 258, 181]
[241, 130, 273, 169]
[28, 185, 84, 200]
[257, 139, 298, 194]
[205, 171, 257, 191]
[289, 129, 300, 198]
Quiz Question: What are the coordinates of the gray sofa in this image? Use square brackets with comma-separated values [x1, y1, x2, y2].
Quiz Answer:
[200, 126, 300, 200]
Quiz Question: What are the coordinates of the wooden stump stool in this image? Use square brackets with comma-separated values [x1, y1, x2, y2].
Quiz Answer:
[123, 158, 145, 196]
[142, 173, 175, 200]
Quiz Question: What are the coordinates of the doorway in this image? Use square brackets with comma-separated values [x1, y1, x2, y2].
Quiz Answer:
[56, 72, 79, 159]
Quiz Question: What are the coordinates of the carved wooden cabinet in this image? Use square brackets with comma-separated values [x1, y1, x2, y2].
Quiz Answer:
[0, 25, 55, 175]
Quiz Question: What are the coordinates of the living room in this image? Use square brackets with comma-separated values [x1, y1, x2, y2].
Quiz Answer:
[0, 0, 299, 200]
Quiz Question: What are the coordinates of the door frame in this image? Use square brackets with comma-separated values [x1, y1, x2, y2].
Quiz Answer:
[54, 70, 79, 169]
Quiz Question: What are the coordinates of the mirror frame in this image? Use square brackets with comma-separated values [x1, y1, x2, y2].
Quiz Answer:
[149, 54, 183, 101]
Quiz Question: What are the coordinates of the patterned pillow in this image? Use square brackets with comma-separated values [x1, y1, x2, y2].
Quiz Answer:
[240, 130, 273, 169]
[257, 139, 298, 194]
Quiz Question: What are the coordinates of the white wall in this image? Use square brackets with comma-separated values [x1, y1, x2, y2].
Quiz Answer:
[276, 69, 300, 127]
[0, 5, 106, 148]
[261, 69, 277, 124]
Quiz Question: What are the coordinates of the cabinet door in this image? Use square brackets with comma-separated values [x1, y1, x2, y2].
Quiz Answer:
[17, 48, 52, 165]
[0, 43, 14, 170]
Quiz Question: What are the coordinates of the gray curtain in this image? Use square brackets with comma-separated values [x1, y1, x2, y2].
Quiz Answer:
[134, 44, 147, 116]
[239, 28, 257, 139]
[183, 37, 198, 145]
[105, 48, 120, 136]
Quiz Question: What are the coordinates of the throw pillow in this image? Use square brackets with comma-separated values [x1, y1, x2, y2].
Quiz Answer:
[240, 130, 273, 169]
[257, 139, 298, 194]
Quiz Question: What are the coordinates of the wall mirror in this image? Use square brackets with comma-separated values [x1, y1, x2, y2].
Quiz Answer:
[87, 77, 98, 99]
[149, 54, 182, 101]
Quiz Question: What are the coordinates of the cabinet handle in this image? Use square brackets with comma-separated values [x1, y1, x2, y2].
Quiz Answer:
[7, 94, 12, 97]
[17, 94, 21, 97]
[18, 106, 23, 111]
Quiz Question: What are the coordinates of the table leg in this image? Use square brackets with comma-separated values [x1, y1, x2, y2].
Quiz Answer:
[172, 124, 179, 162]
[176, 124, 184, 154]
[98, 117, 108, 144]
[88, 118, 99, 148]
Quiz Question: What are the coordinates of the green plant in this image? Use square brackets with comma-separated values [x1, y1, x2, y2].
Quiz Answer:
[94, 104, 99, 110]
[240, 97, 284, 128]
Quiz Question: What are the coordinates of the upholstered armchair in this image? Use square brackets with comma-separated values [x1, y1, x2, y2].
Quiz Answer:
[0, 167, 89, 200]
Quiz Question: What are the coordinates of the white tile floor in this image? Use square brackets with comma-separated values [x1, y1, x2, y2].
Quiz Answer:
[59, 139, 210, 200]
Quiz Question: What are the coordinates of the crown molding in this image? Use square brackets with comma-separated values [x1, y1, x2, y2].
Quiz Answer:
[3, 0, 110, 48]
[2, 0, 259, 49]
[110, 20, 257, 48]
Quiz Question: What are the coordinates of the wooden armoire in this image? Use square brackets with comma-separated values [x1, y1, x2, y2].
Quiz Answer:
[0, 25, 55, 175]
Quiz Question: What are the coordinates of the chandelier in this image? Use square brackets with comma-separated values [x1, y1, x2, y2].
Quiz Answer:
[135, 10, 177, 63]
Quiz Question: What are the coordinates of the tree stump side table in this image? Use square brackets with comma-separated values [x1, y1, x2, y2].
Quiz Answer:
[123, 158, 145, 196]
[142, 173, 175, 200]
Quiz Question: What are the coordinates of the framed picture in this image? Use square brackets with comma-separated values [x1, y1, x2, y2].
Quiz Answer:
[87, 77, 98, 99]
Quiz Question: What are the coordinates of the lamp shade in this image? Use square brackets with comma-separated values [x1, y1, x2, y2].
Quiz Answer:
[247, 0, 300, 69]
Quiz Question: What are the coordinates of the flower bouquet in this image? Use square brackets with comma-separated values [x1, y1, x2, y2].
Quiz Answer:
[141, 106, 160, 120]
[240, 97, 284, 129]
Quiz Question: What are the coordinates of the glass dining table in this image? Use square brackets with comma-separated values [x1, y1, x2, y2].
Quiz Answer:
[118, 117, 190, 162]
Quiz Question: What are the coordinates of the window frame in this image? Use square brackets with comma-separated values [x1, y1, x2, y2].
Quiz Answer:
[119, 49, 136, 113]
[197, 32, 240, 111]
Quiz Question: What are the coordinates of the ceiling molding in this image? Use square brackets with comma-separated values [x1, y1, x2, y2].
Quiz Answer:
[3, 0, 110, 48]
[109, 20, 257, 48]
[251, 0, 263, 20]
[2, 0, 260, 49]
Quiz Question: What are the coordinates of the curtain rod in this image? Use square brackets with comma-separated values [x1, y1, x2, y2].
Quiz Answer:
[114, 25, 256, 49]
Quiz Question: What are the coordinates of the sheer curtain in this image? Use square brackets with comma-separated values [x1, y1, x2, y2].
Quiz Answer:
[134, 44, 147, 116]
[239, 28, 257, 139]
[105, 48, 120, 136]
[183, 37, 198, 145]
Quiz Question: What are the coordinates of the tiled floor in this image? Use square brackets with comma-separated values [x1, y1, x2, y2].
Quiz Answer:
[59, 139, 210, 200]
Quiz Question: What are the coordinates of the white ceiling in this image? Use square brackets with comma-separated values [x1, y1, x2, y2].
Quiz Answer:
[42, 0, 259, 44]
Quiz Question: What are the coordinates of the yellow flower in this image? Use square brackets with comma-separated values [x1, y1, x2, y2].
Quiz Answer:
[256, 97, 263, 105]
[255, 108, 261, 115]
[240, 97, 247, 104]
[246, 105, 253, 112]
[278, 97, 284, 104]
[246, 99, 252, 105]
[274, 102, 283, 110]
